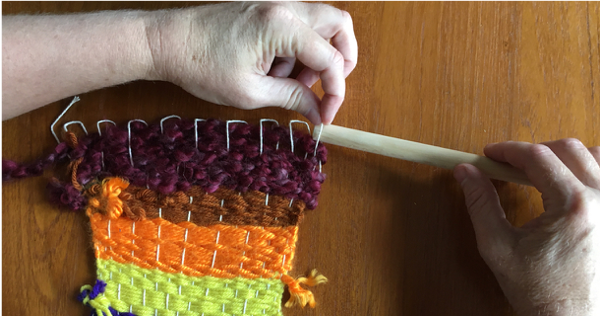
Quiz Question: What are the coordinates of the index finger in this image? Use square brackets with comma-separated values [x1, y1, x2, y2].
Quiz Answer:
[287, 22, 346, 124]
[287, 3, 358, 77]
[484, 141, 586, 201]
[284, 3, 356, 123]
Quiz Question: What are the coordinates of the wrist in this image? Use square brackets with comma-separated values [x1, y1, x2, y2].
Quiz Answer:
[2, 10, 169, 119]
[142, 7, 199, 84]
[129, 10, 162, 82]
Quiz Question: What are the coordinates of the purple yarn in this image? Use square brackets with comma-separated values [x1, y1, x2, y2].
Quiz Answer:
[78, 280, 136, 316]
[2, 142, 70, 181]
[77, 279, 106, 302]
[3, 118, 327, 210]
[47, 180, 88, 211]
[88, 279, 107, 300]
[76, 289, 89, 303]
[107, 306, 136, 316]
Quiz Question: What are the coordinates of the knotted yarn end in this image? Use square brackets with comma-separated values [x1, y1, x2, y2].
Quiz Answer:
[282, 269, 328, 308]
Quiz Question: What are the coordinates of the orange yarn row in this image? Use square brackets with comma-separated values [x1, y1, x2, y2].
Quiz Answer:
[89, 213, 298, 279]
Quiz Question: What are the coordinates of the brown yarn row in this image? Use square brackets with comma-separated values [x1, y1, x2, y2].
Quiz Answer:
[115, 185, 306, 227]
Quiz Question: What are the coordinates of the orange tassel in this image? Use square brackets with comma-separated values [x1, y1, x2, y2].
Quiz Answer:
[281, 269, 328, 308]
[86, 178, 129, 219]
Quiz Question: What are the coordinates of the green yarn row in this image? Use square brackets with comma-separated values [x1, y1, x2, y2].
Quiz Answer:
[97, 259, 284, 316]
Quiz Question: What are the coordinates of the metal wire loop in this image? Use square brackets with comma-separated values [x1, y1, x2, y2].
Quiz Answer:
[97, 119, 116, 136]
[194, 118, 206, 148]
[226, 120, 248, 151]
[51, 96, 80, 144]
[259, 119, 280, 155]
[128, 119, 149, 166]
[288, 120, 311, 155]
[160, 115, 181, 134]
[96, 120, 117, 170]
[63, 121, 89, 135]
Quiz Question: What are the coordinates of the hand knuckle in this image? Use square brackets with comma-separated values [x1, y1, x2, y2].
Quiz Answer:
[340, 10, 353, 23]
[566, 189, 595, 219]
[557, 138, 585, 151]
[527, 144, 553, 159]
[315, 3, 335, 14]
[256, 3, 293, 22]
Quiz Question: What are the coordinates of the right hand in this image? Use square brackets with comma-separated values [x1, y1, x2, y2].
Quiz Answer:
[145, 2, 358, 125]
[454, 139, 600, 316]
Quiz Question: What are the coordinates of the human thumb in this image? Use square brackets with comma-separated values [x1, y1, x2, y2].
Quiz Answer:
[454, 164, 513, 257]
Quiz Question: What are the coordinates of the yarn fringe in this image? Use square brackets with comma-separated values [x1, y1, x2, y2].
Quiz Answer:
[86, 177, 130, 219]
[78, 279, 137, 316]
[282, 269, 328, 308]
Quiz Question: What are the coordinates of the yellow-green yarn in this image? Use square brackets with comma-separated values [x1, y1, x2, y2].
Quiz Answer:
[80, 284, 113, 316]
[97, 259, 284, 316]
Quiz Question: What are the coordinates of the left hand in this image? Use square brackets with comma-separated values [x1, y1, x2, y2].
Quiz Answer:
[145, 2, 358, 125]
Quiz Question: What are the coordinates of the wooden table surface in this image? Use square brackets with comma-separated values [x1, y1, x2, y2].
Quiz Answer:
[3, 2, 599, 315]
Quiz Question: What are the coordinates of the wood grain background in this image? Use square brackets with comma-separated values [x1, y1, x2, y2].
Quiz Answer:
[3, 2, 599, 315]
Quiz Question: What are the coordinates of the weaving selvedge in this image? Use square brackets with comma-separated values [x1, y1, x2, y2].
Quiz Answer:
[4, 118, 328, 316]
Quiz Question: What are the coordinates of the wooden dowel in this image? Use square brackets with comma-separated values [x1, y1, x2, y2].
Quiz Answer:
[313, 124, 532, 186]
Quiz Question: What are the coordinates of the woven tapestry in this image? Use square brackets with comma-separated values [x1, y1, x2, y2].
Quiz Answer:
[3, 117, 328, 316]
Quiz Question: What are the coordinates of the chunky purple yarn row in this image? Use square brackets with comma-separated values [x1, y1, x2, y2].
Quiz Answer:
[3, 118, 327, 210]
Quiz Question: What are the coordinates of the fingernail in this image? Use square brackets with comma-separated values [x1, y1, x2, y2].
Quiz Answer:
[454, 165, 468, 183]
